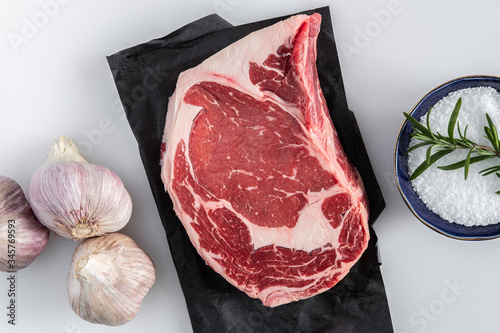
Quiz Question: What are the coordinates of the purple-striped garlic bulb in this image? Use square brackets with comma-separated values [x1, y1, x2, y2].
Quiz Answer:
[29, 136, 132, 241]
[0, 176, 50, 271]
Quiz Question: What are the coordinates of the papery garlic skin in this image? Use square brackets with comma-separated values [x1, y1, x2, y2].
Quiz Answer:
[67, 232, 156, 326]
[29, 136, 132, 240]
[0, 176, 50, 271]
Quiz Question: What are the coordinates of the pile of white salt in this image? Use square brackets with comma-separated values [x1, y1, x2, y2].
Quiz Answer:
[407, 86, 500, 227]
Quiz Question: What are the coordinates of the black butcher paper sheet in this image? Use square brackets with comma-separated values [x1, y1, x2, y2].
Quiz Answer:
[107, 6, 392, 333]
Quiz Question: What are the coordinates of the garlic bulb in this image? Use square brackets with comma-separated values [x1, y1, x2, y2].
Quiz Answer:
[0, 176, 50, 271]
[67, 232, 155, 326]
[29, 136, 132, 240]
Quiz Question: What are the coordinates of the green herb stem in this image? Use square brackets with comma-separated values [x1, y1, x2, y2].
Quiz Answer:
[404, 97, 500, 194]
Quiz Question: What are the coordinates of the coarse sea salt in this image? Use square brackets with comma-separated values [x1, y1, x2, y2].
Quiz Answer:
[407, 86, 500, 227]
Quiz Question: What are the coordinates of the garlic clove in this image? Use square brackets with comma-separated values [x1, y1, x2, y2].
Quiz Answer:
[0, 176, 50, 271]
[29, 136, 133, 240]
[66, 232, 156, 326]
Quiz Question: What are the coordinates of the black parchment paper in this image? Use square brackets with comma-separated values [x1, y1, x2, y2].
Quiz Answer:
[107, 6, 392, 333]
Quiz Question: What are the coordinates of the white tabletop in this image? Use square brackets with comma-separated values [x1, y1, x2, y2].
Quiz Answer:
[2, 1, 500, 332]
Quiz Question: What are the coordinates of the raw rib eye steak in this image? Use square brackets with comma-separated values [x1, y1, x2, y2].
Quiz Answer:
[160, 13, 370, 307]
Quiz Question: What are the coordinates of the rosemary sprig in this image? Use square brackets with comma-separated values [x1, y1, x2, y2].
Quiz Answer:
[403, 97, 500, 193]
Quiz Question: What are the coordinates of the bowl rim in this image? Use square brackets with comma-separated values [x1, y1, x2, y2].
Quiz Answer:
[394, 74, 500, 241]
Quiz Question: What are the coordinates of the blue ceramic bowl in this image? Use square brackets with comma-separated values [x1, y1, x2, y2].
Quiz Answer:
[395, 75, 500, 240]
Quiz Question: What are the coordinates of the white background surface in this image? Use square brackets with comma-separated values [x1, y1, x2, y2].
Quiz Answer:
[1, 1, 500, 332]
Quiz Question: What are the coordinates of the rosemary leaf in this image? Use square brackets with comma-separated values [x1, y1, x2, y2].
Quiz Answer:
[463, 148, 475, 179]
[456, 123, 477, 147]
[479, 165, 500, 176]
[404, 112, 433, 138]
[486, 113, 495, 133]
[410, 150, 453, 180]
[425, 145, 434, 164]
[447, 97, 462, 143]
[484, 126, 495, 147]
[485, 113, 500, 152]
[438, 155, 494, 171]
[476, 148, 495, 156]
[457, 122, 466, 141]
[410, 133, 438, 143]
[426, 107, 437, 140]
[404, 141, 433, 156]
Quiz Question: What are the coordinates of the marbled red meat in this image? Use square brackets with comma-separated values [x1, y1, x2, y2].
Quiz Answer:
[160, 13, 369, 307]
